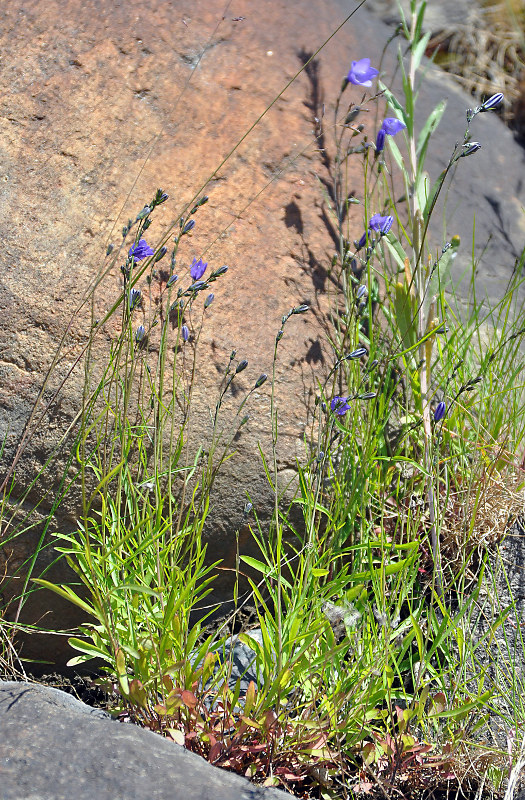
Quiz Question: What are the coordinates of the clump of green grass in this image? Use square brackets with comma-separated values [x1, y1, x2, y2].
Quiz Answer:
[2, 1, 525, 798]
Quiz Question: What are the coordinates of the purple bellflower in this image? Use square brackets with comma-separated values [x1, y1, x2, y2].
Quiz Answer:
[190, 257, 207, 281]
[375, 117, 407, 153]
[331, 396, 351, 416]
[434, 401, 446, 423]
[355, 214, 393, 251]
[381, 117, 407, 136]
[368, 214, 394, 235]
[181, 325, 189, 342]
[375, 128, 386, 153]
[129, 239, 154, 261]
[347, 58, 378, 87]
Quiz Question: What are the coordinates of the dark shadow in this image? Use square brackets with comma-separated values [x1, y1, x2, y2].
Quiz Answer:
[304, 338, 324, 366]
[483, 195, 521, 263]
[297, 48, 332, 189]
[284, 200, 304, 236]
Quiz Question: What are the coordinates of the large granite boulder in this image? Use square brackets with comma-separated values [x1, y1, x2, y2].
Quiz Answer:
[0, 680, 288, 800]
[1, 0, 525, 666]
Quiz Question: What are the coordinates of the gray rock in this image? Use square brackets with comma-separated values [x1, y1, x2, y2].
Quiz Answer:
[0, 680, 288, 800]
[217, 629, 262, 693]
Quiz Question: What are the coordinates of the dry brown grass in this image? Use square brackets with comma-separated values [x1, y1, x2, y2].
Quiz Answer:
[426, 1, 525, 135]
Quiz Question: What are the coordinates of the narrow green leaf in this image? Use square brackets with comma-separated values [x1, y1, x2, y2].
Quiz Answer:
[240, 555, 272, 576]
[32, 579, 97, 617]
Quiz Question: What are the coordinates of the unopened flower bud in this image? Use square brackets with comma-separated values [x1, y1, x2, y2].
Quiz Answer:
[461, 142, 482, 158]
[129, 287, 142, 310]
[181, 325, 189, 342]
[346, 347, 367, 360]
[154, 246, 167, 262]
[183, 219, 195, 234]
[211, 265, 228, 278]
[254, 373, 268, 388]
[434, 401, 446, 422]
[167, 274, 178, 287]
[293, 304, 309, 314]
[188, 280, 207, 293]
[135, 324, 146, 343]
[236, 359, 248, 374]
[204, 293, 214, 308]
[480, 93, 504, 112]
[136, 205, 151, 221]
[375, 128, 386, 153]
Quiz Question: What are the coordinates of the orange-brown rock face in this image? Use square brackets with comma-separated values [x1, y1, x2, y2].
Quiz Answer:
[0, 0, 371, 663]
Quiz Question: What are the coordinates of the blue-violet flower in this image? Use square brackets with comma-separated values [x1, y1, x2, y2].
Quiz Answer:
[434, 401, 446, 422]
[347, 58, 378, 87]
[190, 257, 207, 281]
[381, 117, 407, 136]
[331, 396, 351, 415]
[129, 239, 154, 261]
[375, 127, 386, 153]
[368, 213, 394, 235]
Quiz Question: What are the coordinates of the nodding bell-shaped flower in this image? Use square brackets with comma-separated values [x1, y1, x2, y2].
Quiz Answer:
[375, 117, 406, 153]
[380, 117, 407, 136]
[355, 213, 393, 251]
[375, 127, 386, 153]
[369, 213, 394, 235]
[181, 324, 189, 342]
[355, 232, 368, 251]
[347, 58, 379, 87]
[330, 396, 351, 415]
[190, 257, 207, 281]
[129, 239, 154, 261]
[434, 401, 446, 422]
[135, 324, 146, 343]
